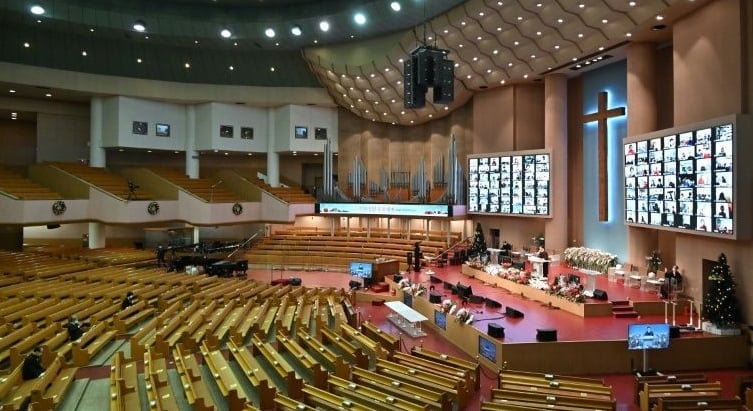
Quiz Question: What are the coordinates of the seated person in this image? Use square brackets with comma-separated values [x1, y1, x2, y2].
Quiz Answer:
[121, 291, 136, 310]
[22, 346, 45, 380]
[660, 265, 683, 299]
[64, 315, 90, 342]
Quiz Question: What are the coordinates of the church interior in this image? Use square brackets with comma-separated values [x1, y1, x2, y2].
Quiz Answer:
[0, 0, 752, 410]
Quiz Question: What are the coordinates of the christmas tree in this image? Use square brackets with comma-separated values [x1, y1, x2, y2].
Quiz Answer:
[467, 222, 487, 260]
[702, 253, 742, 328]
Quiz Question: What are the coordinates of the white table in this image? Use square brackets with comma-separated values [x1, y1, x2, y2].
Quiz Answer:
[385, 301, 428, 338]
[487, 248, 503, 265]
[528, 255, 549, 278]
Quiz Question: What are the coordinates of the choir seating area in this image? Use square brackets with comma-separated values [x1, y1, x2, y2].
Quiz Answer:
[150, 167, 242, 203]
[28, 246, 156, 266]
[49, 162, 154, 201]
[251, 178, 315, 203]
[0, 166, 62, 200]
[245, 227, 462, 271]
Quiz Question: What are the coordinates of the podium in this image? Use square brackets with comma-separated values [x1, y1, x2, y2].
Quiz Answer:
[581, 269, 601, 297]
[487, 248, 502, 265]
[528, 255, 548, 278]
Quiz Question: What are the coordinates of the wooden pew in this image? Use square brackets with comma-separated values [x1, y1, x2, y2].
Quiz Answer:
[639, 382, 723, 411]
[490, 388, 616, 410]
[0, 353, 73, 411]
[499, 369, 607, 389]
[28, 354, 77, 410]
[410, 346, 481, 391]
[375, 358, 469, 409]
[499, 373, 613, 398]
[9, 323, 61, 368]
[360, 321, 400, 354]
[273, 393, 317, 411]
[392, 351, 473, 395]
[656, 398, 746, 411]
[71, 322, 118, 366]
[634, 373, 708, 404]
[192, 300, 234, 350]
[256, 305, 280, 340]
[498, 381, 613, 401]
[295, 330, 350, 379]
[319, 326, 369, 369]
[144, 348, 180, 411]
[227, 337, 277, 410]
[0, 322, 37, 363]
[275, 331, 328, 389]
[172, 343, 218, 411]
[327, 374, 430, 411]
[350, 367, 448, 411]
[113, 300, 155, 332]
[301, 384, 377, 411]
[339, 322, 389, 361]
[43, 298, 95, 327]
[208, 299, 255, 350]
[199, 341, 250, 410]
[231, 299, 270, 345]
[250, 335, 304, 400]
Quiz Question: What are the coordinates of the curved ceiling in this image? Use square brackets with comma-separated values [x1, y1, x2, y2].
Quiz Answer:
[0, 0, 710, 125]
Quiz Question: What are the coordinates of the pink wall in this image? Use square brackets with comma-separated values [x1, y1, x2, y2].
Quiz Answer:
[672, 0, 752, 323]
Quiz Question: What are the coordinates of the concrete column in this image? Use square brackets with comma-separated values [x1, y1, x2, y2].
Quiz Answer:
[88, 222, 105, 249]
[267, 109, 280, 187]
[185, 105, 199, 178]
[192, 226, 200, 244]
[89, 97, 105, 167]
[626, 42, 660, 265]
[543, 74, 568, 254]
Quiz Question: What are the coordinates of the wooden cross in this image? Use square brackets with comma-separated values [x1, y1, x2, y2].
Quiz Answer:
[582, 91, 625, 221]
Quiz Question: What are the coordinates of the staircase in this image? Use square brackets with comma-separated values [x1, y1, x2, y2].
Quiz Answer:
[612, 300, 639, 318]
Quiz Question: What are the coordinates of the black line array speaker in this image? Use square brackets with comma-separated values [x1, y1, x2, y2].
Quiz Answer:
[536, 328, 557, 342]
[593, 289, 609, 301]
[488, 323, 505, 338]
[403, 57, 426, 109]
[505, 306, 524, 318]
[433, 59, 455, 104]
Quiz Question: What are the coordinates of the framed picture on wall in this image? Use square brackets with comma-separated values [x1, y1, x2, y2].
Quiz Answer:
[294, 126, 308, 139]
[132, 121, 147, 135]
[241, 127, 254, 139]
[156, 123, 171, 137]
[220, 125, 234, 138]
[315, 127, 327, 140]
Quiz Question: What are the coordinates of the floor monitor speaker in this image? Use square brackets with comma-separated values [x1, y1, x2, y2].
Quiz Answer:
[536, 328, 557, 342]
[505, 306, 524, 318]
[488, 323, 505, 338]
[593, 289, 609, 300]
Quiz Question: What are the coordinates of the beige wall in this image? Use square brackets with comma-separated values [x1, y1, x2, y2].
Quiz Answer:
[672, 0, 753, 324]
[0, 119, 36, 165]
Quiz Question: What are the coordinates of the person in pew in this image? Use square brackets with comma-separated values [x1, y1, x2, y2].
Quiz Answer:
[64, 315, 90, 342]
[660, 265, 683, 299]
[120, 291, 136, 310]
[156, 245, 166, 268]
[22, 346, 45, 380]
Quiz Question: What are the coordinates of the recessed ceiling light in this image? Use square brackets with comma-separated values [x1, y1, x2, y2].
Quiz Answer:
[390, 1, 401, 11]
[291, 25, 302, 36]
[147, 150, 152, 153]
[530, 54, 536, 58]
[508, 62, 513, 67]
[500, 80, 506, 84]
[220, 29, 232, 38]
[270, 66, 275, 71]
[599, 46, 604, 51]
[137, 58, 142, 63]
[554, 45, 560, 49]
[479, 12, 484, 16]
[275, 42, 279, 46]
[493, 49, 499, 54]
[472, 57, 478, 61]
[247, 153, 252, 156]
[626, 32, 632, 37]
[194, 40, 199, 44]
[466, 74, 472, 79]
[629, 1, 636, 6]
[228, 65, 234, 71]
[476, 36, 482, 40]
[513, 41, 519, 46]
[517, 16, 523, 21]
[319, 21, 330, 32]
[45, 92, 52, 97]
[428, 36, 433, 41]
[89, 28, 95, 32]
[656, 15, 664, 21]
[30, 5, 45, 15]
[444, 29, 449, 34]
[233, 42, 238, 46]
[144, 36, 149, 40]
[9, 89, 16, 93]
[557, 18, 564, 23]
[313, 40, 318, 44]
[184, 62, 190, 68]
[81, 51, 87, 56]
[578, 3, 585, 8]
[133, 20, 146, 32]
[523, 74, 529, 79]
[602, 19, 608, 24]
[23, 42, 30, 48]
[458, 44, 463, 48]
[354, 13, 367, 25]
[460, 21, 466, 26]
[265, 28, 275, 38]
[578, 33, 583, 38]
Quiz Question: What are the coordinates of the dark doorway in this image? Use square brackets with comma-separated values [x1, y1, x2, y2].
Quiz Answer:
[490, 228, 500, 249]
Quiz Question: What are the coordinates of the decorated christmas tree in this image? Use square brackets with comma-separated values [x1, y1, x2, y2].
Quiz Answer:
[467, 222, 487, 260]
[702, 253, 741, 328]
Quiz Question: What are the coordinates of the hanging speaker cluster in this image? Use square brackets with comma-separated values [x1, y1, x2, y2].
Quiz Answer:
[404, 46, 454, 109]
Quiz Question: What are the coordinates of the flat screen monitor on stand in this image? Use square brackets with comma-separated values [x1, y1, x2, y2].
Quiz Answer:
[349, 261, 373, 287]
[628, 323, 670, 374]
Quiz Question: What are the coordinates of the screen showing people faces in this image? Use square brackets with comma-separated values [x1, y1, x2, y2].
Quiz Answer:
[468, 152, 550, 216]
[624, 123, 733, 235]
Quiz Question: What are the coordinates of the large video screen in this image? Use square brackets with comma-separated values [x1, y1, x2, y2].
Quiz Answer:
[624, 122, 734, 236]
[468, 151, 550, 216]
[627, 323, 670, 350]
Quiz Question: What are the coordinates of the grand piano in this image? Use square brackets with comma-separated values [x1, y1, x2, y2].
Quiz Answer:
[167, 240, 248, 277]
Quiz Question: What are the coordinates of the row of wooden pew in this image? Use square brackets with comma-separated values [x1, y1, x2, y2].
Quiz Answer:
[636, 372, 753, 411]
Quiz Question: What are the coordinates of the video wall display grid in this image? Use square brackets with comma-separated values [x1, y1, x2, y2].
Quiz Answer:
[467, 150, 551, 216]
[624, 120, 738, 237]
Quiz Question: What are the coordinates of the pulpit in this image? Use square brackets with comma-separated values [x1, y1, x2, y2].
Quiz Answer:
[528, 255, 548, 278]
[487, 248, 503, 265]
[581, 269, 601, 297]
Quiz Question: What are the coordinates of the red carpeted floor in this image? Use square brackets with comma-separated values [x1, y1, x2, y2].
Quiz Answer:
[247, 263, 753, 411]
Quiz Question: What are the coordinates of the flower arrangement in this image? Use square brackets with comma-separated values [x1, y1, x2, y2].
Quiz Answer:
[441, 299, 457, 314]
[648, 250, 662, 273]
[547, 283, 587, 303]
[455, 307, 474, 324]
[411, 283, 427, 297]
[562, 247, 617, 274]
[466, 256, 486, 269]
[398, 278, 412, 293]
